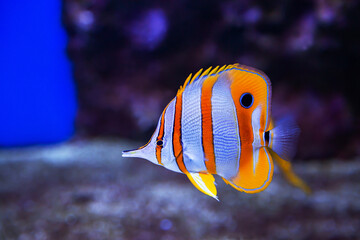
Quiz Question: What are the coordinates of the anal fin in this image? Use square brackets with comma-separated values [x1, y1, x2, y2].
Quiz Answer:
[186, 172, 218, 201]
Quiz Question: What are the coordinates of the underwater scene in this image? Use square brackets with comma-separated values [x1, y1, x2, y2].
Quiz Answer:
[1, 0, 360, 239]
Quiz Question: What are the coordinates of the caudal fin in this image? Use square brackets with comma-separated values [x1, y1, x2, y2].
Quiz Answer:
[269, 117, 300, 161]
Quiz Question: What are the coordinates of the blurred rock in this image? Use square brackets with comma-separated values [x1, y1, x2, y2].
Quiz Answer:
[127, 8, 168, 50]
[0, 139, 360, 239]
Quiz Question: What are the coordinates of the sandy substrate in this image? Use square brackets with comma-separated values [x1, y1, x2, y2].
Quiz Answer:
[0, 139, 359, 240]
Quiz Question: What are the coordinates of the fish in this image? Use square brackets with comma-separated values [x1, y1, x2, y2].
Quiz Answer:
[122, 64, 310, 200]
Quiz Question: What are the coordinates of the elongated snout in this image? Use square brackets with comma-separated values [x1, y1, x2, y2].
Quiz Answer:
[122, 140, 158, 164]
[122, 148, 145, 158]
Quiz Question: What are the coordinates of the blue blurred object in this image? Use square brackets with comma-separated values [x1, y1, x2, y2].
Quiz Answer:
[0, 1, 77, 146]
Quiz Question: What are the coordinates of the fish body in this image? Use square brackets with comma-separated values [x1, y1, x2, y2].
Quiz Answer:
[123, 64, 310, 200]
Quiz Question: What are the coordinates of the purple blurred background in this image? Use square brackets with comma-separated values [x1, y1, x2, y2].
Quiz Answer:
[64, 0, 360, 160]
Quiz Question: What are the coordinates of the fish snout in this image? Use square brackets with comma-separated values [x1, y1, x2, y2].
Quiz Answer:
[122, 148, 143, 158]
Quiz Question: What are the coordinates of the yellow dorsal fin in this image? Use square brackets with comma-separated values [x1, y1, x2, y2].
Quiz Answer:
[176, 85, 183, 94]
[209, 66, 219, 75]
[177, 64, 241, 95]
[189, 68, 203, 85]
[183, 73, 193, 87]
[186, 172, 218, 200]
[217, 65, 227, 72]
[199, 66, 213, 79]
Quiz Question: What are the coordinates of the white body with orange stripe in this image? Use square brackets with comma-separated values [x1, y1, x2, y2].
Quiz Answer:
[123, 64, 310, 200]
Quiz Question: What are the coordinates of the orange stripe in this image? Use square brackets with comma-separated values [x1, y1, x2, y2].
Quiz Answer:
[173, 96, 188, 173]
[155, 111, 166, 165]
[230, 71, 256, 186]
[155, 102, 172, 165]
[201, 76, 217, 174]
[228, 69, 273, 192]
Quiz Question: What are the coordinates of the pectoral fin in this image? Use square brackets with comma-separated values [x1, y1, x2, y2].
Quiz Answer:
[268, 148, 312, 194]
[186, 172, 218, 201]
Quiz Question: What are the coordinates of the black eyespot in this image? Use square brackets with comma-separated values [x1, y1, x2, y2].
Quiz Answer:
[240, 93, 254, 108]
[156, 140, 163, 146]
[264, 131, 270, 143]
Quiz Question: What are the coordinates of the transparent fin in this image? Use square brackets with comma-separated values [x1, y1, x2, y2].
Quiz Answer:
[270, 117, 300, 161]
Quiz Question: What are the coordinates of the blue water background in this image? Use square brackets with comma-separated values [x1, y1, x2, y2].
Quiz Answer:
[0, 1, 77, 146]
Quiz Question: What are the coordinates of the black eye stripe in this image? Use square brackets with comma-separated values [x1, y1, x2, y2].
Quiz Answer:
[240, 93, 254, 108]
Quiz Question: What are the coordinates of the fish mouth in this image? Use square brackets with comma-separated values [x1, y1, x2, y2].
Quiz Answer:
[122, 147, 145, 158]
[122, 148, 137, 153]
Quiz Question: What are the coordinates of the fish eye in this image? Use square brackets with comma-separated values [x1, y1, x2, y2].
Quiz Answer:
[156, 140, 163, 146]
[240, 93, 253, 108]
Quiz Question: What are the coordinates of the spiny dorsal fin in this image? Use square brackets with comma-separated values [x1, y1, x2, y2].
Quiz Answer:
[177, 64, 240, 95]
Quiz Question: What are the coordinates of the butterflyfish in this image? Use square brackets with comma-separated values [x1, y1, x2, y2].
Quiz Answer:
[122, 64, 310, 200]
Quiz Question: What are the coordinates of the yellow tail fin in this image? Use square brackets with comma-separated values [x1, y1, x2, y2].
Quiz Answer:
[268, 148, 312, 194]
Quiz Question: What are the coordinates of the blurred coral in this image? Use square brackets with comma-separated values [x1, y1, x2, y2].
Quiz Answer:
[63, 0, 360, 160]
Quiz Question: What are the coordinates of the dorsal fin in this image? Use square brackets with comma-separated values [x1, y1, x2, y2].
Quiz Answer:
[177, 64, 240, 95]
